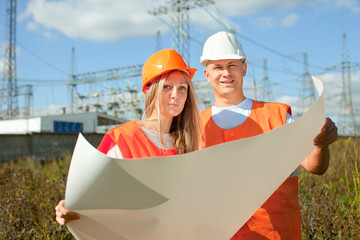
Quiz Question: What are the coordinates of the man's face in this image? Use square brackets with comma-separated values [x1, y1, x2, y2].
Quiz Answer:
[204, 59, 247, 106]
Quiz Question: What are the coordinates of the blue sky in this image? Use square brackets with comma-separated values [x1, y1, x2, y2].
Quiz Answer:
[0, 0, 359, 129]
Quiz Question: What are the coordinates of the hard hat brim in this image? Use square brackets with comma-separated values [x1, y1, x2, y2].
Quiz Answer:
[200, 55, 246, 66]
[142, 67, 197, 93]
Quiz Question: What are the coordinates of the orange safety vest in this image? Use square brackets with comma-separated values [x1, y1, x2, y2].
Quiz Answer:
[97, 121, 177, 158]
[200, 100, 301, 240]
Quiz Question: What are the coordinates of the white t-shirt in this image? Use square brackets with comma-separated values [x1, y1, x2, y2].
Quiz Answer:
[211, 98, 294, 130]
[211, 98, 297, 177]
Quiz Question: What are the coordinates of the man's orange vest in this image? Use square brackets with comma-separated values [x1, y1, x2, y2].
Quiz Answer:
[200, 100, 301, 240]
[97, 121, 177, 158]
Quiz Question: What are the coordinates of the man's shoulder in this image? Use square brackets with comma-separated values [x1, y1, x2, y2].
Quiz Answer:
[252, 100, 290, 111]
[200, 107, 212, 117]
[199, 107, 213, 127]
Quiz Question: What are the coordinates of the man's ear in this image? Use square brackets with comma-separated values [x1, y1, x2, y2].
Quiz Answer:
[242, 62, 247, 77]
[204, 69, 210, 82]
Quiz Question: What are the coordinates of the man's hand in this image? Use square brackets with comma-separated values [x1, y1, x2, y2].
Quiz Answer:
[313, 117, 338, 148]
[301, 117, 338, 175]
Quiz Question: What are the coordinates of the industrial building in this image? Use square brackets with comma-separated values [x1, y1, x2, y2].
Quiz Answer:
[0, 112, 126, 135]
[0, 113, 126, 160]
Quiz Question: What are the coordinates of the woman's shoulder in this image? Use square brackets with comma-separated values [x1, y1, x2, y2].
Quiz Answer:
[106, 121, 139, 136]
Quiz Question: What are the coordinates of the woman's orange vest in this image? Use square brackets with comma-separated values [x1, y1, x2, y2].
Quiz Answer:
[97, 121, 177, 158]
[200, 100, 301, 240]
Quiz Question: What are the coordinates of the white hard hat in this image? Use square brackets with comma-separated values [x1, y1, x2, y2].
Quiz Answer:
[200, 31, 246, 66]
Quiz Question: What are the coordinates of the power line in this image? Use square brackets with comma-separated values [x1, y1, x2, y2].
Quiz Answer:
[247, 61, 299, 76]
[236, 32, 327, 71]
[16, 78, 68, 86]
[16, 41, 69, 76]
[199, 3, 328, 73]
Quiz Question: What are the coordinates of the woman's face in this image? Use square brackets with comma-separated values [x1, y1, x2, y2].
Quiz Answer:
[160, 71, 189, 119]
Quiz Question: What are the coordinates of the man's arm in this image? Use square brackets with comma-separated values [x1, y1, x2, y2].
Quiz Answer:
[300, 118, 338, 175]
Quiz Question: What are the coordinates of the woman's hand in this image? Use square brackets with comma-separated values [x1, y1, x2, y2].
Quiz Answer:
[55, 200, 80, 225]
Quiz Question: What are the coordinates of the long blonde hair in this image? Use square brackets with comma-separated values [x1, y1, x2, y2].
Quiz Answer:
[144, 70, 201, 154]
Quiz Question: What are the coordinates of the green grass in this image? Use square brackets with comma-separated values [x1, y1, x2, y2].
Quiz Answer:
[0, 138, 359, 239]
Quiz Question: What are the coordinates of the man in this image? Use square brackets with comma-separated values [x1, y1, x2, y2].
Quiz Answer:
[199, 31, 338, 239]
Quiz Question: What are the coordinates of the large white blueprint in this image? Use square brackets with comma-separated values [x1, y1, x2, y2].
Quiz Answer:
[65, 76, 325, 240]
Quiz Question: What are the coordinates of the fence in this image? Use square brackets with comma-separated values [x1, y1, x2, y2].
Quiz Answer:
[0, 132, 104, 161]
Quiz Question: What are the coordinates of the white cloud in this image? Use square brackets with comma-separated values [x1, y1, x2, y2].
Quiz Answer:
[275, 95, 300, 106]
[189, 7, 238, 34]
[249, 13, 299, 30]
[207, 0, 331, 31]
[250, 17, 276, 30]
[316, 71, 360, 117]
[18, 0, 352, 41]
[281, 13, 299, 27]
[42, 31, 55, 39]
[0, 58, 4, 76]
[269, 71, 360, 121]
[26, 21, 38, 31]
[21, 0, 169, 41]
[318, 71, 360, 135]
[334, 0, 360, 13]
[0, 43, 6, 55]
[213, 0, 327, 16]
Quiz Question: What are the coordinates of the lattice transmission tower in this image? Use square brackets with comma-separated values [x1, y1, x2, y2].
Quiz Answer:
[156, 30, 162, 52]
[300, 52, 316, 113]
[261, 59, 273, 102]
[1, 0, 18, 119]
[149, 0, 214, 63]
[246, 58, 273, 102]
[69, 46, 77, 113]
[338, 33, 356, 136]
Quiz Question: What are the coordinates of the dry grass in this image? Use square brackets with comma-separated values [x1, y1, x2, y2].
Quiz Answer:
[0, 155, 74, 240]
[0, 138, 359, 239]
[299, 137, 360, 239]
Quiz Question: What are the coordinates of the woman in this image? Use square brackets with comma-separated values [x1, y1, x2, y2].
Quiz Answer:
[55, 49, 201, 225]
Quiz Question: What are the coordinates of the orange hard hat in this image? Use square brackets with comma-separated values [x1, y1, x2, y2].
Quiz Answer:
[142, 49, 197, 93]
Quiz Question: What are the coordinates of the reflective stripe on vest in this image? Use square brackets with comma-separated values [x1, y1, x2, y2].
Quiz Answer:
[200, 100, 301, 240]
